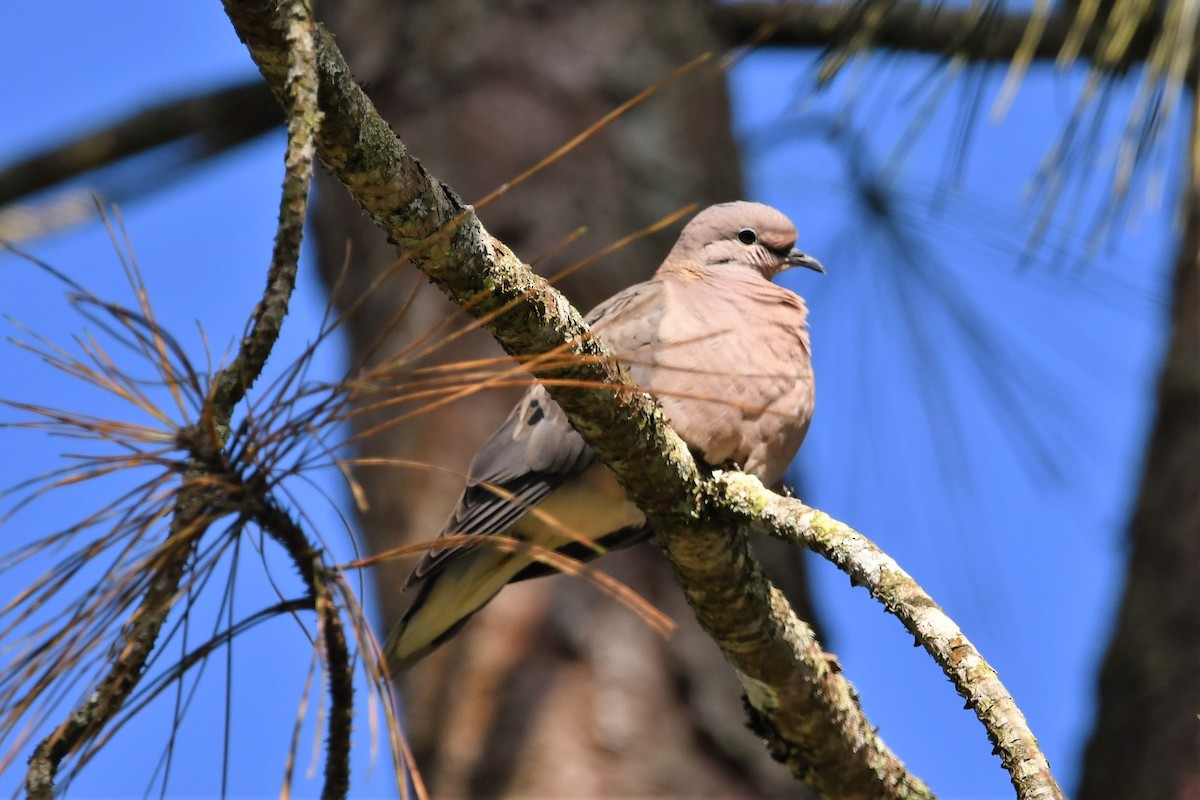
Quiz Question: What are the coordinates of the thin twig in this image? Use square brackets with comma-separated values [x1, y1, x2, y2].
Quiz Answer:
[208, 0, 321, 433]
[23, 488, 214, 799]
[250, 498, 352, 800]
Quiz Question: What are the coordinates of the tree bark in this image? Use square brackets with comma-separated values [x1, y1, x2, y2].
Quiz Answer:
[1078, 106, 1200, 800]
[310, 1, 815, 795]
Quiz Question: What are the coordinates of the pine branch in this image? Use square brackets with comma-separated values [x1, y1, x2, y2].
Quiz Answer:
[0, 82, 278, 209]
[22, 1, 333, 796]
[0, 0, 1179, 244]
[712, 0, 1165, 72]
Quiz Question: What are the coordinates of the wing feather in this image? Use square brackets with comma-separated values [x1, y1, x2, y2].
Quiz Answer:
[403, 280, 669, 589]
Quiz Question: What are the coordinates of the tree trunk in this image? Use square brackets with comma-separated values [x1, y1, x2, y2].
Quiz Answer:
[311, 1, 814, 795]
[1078, 110, 1200, 799]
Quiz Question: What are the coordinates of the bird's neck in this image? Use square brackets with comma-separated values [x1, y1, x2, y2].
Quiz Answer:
[657, 260, 771, 282]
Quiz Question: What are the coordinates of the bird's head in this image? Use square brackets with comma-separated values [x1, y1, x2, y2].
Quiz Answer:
[663, 201, 825, 279]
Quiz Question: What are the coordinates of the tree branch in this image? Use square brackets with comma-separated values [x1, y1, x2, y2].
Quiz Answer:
[712, 0, 1161, 71]
[208, 0, 320, 430]
[0, 81, 278, 209]
[23, 501, 212, 800]
[250, 498, 352, 799]
[713, 472, 1063, 799]
[0, 0, 1176, 245]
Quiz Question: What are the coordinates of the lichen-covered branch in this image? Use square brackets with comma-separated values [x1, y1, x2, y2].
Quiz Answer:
[23, 498, 213, 800]
[711, 471, 1063, 800]
[653, 505, 933, 796]
[209, 0, 321, 427]
[227, 6, 354, 795]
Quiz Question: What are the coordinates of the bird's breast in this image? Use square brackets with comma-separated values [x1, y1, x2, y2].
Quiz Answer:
[620, 277, 814, 485]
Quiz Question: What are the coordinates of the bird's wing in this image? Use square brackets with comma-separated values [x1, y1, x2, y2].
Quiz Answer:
[403, 278, 668, 588]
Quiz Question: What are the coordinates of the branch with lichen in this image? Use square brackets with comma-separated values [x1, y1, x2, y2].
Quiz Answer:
[23, 495, 214, 800]
[712, 471, 1061, 799]
[21, 1, 339, 797]
[221, 1, 1063, 796]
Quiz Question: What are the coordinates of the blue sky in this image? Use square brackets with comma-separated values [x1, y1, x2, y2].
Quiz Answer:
[0, 3, 1177, 798]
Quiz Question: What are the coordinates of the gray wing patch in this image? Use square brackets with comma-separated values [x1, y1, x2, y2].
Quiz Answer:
[405, 385, 594, 587]
[404, 278, 669, 590]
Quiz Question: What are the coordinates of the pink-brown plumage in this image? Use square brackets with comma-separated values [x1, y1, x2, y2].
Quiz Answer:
[387, 201, 823, 670]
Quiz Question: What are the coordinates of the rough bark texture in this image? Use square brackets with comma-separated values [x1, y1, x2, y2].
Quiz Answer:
[718, 474, 1060, 798]
[1078, 113, 1200, 800]
[309, 1, 817, 795]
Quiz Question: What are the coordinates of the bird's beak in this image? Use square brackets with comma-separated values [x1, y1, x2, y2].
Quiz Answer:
[786, 248, 825, 274]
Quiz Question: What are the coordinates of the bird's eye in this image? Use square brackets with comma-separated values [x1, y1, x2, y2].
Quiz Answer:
[737, 227, 758, 245]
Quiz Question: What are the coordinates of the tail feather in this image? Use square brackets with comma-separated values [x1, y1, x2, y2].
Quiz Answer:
[507, 524, 650, 583]
[385, 549, 531, 672]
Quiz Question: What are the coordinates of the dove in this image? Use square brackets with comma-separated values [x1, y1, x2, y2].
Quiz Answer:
[386, 201, 823, 670]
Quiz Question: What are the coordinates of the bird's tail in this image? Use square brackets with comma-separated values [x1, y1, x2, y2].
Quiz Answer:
[385, 550, 530, 672]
